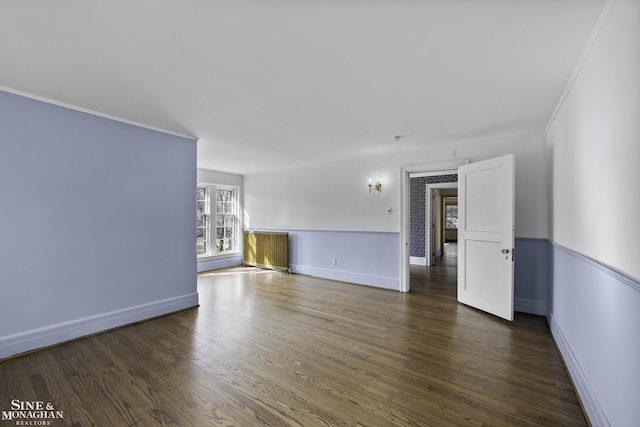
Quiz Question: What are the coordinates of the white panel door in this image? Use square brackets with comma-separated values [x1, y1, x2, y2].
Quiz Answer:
[457, 154, 515, 321]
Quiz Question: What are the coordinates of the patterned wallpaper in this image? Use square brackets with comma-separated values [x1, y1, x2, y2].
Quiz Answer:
[409, 174, 458, 257]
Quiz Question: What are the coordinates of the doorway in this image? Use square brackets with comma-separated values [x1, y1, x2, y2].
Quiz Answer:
[409, 241, 458, 298]
[420, 182, 458, 296]
[426, 183, 458, 266]
[400, 159, 468, 292]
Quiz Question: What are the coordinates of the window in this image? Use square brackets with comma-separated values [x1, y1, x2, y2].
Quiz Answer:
[197, 187, 210, 255]
[445, 204, 458, 229]
[197, 185, 238, 256]
[215, 188, 236, 252]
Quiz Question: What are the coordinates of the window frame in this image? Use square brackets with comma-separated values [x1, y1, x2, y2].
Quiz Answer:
[197, 187, 210, 256]
[214, 186, 238, 254]
[197, 184, 240, 258]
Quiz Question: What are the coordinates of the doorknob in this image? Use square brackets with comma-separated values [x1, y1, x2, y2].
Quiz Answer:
[501, 249, 509, 254]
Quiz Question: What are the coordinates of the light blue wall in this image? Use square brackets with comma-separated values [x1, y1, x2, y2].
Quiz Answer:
[513, 238, 549, 315]
[0, 90, 198, 359]
[548, 243, 640, 426]
[289, 230, 400, 289]
[252, 229, 400, 290]
[247, 229, 548, 308]
[515, 236, 640, 425]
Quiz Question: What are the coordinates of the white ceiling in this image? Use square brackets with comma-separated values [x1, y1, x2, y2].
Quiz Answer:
[0, 0, 605, 175]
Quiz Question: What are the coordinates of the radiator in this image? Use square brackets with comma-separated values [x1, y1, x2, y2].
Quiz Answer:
[243, 231, 289, 272]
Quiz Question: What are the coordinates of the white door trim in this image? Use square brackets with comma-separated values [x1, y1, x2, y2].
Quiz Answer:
[400, 159, 468, 292]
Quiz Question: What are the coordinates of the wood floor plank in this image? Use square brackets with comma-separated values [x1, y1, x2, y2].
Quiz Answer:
[0, 254, 587, 426]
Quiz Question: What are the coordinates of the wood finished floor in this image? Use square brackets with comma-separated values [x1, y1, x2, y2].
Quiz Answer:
[1, 248, 586, 426]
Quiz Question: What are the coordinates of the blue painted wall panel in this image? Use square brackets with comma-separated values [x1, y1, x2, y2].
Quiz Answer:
[250, 229, 400, 290]
[248, 230, 551, 303]
[0, 90, 198, 358]
[513, 238, 550, 315]
[549, 242, 640, 426]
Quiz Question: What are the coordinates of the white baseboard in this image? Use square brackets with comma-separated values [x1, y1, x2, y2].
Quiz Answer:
[197, 255, 242, 272]
[0, 293, 199, 360]
[410, 257, 427, 265]
[548, 313, 608, 427]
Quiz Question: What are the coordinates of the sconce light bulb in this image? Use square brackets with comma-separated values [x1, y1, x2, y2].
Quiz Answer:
[368, 177, 382, 193]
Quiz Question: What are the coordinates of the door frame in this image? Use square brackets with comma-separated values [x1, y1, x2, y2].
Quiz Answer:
[426, 182, 458, 266]
[400, 158, 468, 292]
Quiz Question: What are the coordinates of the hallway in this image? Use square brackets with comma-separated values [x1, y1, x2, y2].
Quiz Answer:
[411, 242, 457, 297]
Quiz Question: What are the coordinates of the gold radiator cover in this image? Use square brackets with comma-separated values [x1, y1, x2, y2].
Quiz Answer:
[243, 231, 289, 272]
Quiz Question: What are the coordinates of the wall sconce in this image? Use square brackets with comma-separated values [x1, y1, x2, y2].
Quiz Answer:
[368, 178, 382, 193]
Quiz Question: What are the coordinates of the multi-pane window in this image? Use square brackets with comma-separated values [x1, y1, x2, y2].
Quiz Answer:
[197, 185, 238, 256]
[197, 187, 210, 255]
[215, 188, 236, 252]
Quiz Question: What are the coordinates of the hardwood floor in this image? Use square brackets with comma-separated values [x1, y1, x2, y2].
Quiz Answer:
[1, 256, 586, 426]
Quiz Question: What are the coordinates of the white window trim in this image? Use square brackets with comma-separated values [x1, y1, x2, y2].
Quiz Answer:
[197, 183, 240, 258]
